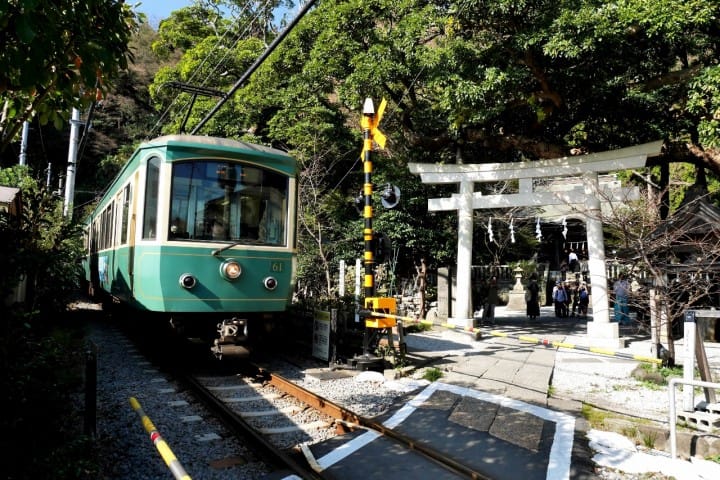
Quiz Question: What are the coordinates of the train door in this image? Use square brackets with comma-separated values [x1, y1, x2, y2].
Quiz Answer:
[110, 190, 122, 294]
[115, 183, 133, 297]
[127, 172, 138, 293]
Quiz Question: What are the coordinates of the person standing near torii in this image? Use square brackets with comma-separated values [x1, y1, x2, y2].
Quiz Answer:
[408, 141, 664, 348]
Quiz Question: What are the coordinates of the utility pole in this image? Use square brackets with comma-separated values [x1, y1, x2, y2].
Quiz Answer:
[19, 121, 29, 166]
[63, 108, 82, 218]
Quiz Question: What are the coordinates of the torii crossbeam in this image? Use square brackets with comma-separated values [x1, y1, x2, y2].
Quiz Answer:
[409, 140, 664, 347]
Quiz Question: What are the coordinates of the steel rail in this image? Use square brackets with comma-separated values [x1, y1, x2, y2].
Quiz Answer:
[259, 367, 492, 479]
[179, 373, 324, 480]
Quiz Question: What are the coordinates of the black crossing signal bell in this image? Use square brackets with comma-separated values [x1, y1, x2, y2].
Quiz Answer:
[381, 183, 401, 209]
[373, 232, 392, 263]
[353, 184, 401, 213]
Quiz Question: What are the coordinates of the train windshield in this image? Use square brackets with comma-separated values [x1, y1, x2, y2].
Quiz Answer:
[168, 161, 288, 246]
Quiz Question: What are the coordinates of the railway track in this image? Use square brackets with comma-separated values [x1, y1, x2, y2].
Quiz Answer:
[181, 362, 492, 479]
[97, 311, 592, 480]
[180, 371, 324, 479]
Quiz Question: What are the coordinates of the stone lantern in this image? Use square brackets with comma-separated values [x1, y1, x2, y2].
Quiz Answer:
[506, 266, 526, 311]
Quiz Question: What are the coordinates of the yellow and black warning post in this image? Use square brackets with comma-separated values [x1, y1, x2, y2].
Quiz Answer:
[358, 98, 405, 359]
[129, 397, 191, 480]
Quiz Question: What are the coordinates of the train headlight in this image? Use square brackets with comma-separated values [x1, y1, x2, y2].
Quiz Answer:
[179, 273, 197, 289]
[219, 259, 242, 281]
[263, 276, 278, 291]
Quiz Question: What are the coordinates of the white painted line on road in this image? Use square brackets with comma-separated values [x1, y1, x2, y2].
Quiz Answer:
[316, 430, 381, 470]
[315, 381, 575, 480]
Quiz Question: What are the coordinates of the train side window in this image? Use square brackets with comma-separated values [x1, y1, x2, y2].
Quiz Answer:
[143, 157, 160, 240]
[120, 184, 131, 244]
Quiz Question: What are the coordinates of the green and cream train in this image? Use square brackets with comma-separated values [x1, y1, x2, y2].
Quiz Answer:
[81, 135, 297, 357]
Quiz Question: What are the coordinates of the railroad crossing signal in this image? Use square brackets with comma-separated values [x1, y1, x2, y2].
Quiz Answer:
[356, 98, 405, 360]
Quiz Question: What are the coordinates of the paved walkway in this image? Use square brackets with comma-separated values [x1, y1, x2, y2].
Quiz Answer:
[304, 307, 720, 479]
[402, 305, 720, 466]
[407, 306, 588, 407]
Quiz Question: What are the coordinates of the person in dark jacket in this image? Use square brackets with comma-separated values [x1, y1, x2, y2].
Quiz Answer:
[526, 273, 540, 320]
[484, 276, 499, 325]
[578, 282, 590, 318]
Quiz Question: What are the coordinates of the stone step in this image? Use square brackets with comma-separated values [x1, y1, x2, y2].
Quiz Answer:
[676, 410, 720, 432]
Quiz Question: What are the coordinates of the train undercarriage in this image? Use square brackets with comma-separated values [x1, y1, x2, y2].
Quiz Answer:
[168, 313, 278, 360]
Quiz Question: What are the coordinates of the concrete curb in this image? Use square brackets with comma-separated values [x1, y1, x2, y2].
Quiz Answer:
[603, 417, 720, 460]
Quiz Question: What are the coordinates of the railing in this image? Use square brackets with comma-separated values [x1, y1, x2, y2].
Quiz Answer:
[668, 378, 720, 459]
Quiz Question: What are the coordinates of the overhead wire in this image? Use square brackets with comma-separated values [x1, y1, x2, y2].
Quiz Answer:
[151, 1, 256, 123]
[150, 1, 259, 134]
[150, 0, 278, 136]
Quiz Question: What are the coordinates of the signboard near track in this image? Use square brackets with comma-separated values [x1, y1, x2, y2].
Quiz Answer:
[312, 310, 331, 361]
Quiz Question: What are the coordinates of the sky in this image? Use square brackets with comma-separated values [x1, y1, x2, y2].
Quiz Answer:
[135, 0, 196, 27]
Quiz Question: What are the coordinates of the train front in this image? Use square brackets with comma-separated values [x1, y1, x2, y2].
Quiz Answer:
[135, 138, 297, 358]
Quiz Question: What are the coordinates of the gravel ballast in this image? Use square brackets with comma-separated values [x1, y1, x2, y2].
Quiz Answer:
[87, 319, 420, 479]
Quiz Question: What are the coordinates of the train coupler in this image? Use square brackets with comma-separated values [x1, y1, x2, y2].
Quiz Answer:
[215, 317, 248, 344]
[210, 317, 249, 360]
[210, 317, 249, 359]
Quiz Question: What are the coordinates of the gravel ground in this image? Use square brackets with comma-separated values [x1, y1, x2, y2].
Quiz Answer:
[86, 318, 419, 480]
[553, 333, 720, 422]
[88, 320, 267, 480]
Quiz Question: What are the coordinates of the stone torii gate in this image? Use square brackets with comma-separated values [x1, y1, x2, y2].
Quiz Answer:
[409, 140, 663, 347]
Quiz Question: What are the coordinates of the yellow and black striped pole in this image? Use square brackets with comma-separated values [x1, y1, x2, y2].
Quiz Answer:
[360, 98, 387, 297]
[361, 98, 376, 298]
[129, 397, 192, 480]
[485, 330, 662, 364]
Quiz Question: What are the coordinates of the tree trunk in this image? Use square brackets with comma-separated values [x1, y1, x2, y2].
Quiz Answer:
[416, 258, 427, 319]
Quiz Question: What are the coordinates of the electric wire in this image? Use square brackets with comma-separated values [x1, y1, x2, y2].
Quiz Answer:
[150, 0, 279, 136]
[151, 1, 262, 132]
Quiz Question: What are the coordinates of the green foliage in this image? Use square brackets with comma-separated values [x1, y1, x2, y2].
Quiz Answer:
[422, 367, 443, 382]
[152, 3, 229, 57]
[0, 0, 140, 150]
[4, 0, 720, 300]
[0, 164, 35, 190]
[138, 0, 720, 296]
[0, 314, 95, 480]
[0, 167, 83, 317]
[641, 431, 657, 449]
[581, 404, 606, 427]
[632, 363, 685, 390]
[688, 65, 720, 148]
[638, 363, 683, 382]
[292, 293, 358, 313]
[0, 165, 93, 479]
[404, 322, 432, 333]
